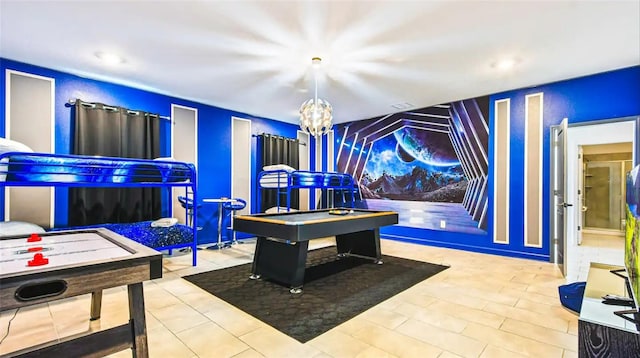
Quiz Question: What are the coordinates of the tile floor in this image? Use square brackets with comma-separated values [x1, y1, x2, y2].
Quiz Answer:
[1, 237, 586, 358]
[565, 231, 624, 283]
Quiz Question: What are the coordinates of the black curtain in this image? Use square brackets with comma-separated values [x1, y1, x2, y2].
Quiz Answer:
[69, 100, 161, 226]
[257, 134, 300, 212]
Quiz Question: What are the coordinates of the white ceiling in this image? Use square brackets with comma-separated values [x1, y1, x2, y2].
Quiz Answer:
[1, 0, 639, 125]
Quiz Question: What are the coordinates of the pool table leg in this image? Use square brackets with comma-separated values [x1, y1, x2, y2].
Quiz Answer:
[251, 236, 309, 292]
[335, 228, 382, 263]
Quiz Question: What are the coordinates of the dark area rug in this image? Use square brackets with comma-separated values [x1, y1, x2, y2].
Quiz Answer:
[184, 246, 448, 343]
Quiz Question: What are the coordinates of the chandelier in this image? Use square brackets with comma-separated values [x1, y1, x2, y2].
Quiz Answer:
[299, 57, 333, 137]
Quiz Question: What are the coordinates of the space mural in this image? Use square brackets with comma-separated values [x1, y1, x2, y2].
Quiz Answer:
[361, 128, 465, 202]
[337, 97, 489, 233]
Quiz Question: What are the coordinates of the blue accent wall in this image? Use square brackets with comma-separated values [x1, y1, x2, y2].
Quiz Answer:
[0, 58, 300, 244]
[346, 66, 640, 261]
[491, 66, 640, 260]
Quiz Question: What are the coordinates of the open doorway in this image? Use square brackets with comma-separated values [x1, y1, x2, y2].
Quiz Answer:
[579, 143, 631, 251]
[560, 119, 635, 282]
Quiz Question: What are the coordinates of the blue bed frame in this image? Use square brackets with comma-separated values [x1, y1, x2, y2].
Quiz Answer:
[0, 151, 199, 266]
[257, 169, 357, 211]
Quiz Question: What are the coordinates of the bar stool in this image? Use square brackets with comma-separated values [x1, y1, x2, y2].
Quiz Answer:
[177, 196, 201, 228]
[176, 196, 201, 253]
[223, 198, 246, 245]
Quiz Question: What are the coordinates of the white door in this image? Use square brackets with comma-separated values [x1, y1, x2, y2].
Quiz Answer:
[551, 118, 568, 276]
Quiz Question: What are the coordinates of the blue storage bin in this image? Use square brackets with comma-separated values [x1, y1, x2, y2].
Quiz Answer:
[559, 281, 586, 313]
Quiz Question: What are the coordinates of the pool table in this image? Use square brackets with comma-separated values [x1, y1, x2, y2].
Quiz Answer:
[233, 208, 398, 293]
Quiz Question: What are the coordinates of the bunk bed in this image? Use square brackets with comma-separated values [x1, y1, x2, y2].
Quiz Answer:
[257, 164, 357, 212]
[0, 151, 199, 266]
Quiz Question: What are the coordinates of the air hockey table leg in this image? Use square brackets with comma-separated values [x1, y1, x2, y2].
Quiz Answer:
[128, 283, 149, 358]
[90, 290, 103, 320]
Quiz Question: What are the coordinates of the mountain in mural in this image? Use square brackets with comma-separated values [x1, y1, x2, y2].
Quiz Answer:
[361, 167, 466, 202]
[368, 172, 403, 195]
[420, 180, 467, 202]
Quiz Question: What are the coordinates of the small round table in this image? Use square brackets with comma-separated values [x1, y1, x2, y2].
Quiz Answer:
[202, 198, 238, 250]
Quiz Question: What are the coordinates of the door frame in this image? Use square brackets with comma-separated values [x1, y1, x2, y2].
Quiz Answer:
[170, 104, 198, 223]
[4, 69, 55, 227]
[550, 118, 568, 275]
[550, 116, 638, 275]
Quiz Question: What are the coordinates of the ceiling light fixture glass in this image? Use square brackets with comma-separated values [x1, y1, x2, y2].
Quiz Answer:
[299, 57, 333, 137]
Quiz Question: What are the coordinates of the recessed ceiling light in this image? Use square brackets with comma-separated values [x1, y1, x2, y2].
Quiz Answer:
[95, 51, 125, 65]
[491, 58, 519, 71]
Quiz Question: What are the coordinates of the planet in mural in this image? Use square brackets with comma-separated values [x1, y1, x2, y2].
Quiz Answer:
[393, 128, 459, 166]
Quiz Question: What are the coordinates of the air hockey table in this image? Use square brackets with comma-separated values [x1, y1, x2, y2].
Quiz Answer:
[233, 208, 398, 293]
[0, 228, 162, 358]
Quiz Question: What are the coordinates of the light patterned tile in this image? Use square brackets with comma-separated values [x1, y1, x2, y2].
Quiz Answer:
[394, 291, 438, 309]
[143, 284, 185, 310]
[0, 309, 57, 355]
[567, 317, 579, 336]
[359, 307, 409, 330]
[479, 345, 528, 358]
[176, 289, 223, 314]
[413, 283, 489, 310]
[47, 294, 91, 314]
[146, 325, 196, 358]
[563, 349, 579, 358]
[150, 302, 210, 333]
[438, 352, 464, 358]
[88, 304, 130, 331]
[351, 322, 443, 358]
[310, 354, 333, 358]
[375, 297, 404, 311]
[502, 287, 560, 306]
[177, 321, 249, 358]
[202, 304, 266, 337]
[526, 282, 563, 298]
[156, 275, 207, 296]
[395, 318, 485, 358]
[514, 298, 579, 323]
[334, 316, 380, 336]
[231, 349, 266, 358]
[449, 275, 528, 293]
[463, 322, 564, 357]
[132, 309, 159, 331]
[393, 302, 468, 333]
[483, 302, 568, 332]
[48, 295, 106, 337]
[308, 329, 373, 357]
[428, 300, 505, 329]
[438, 279, 519, 306]
[51, 310, 93, 338]
[239, 326, 320, 358]
[509, 273, 538, 285]
[356, 346, 397, 358]
[500, 318, 578, 351]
